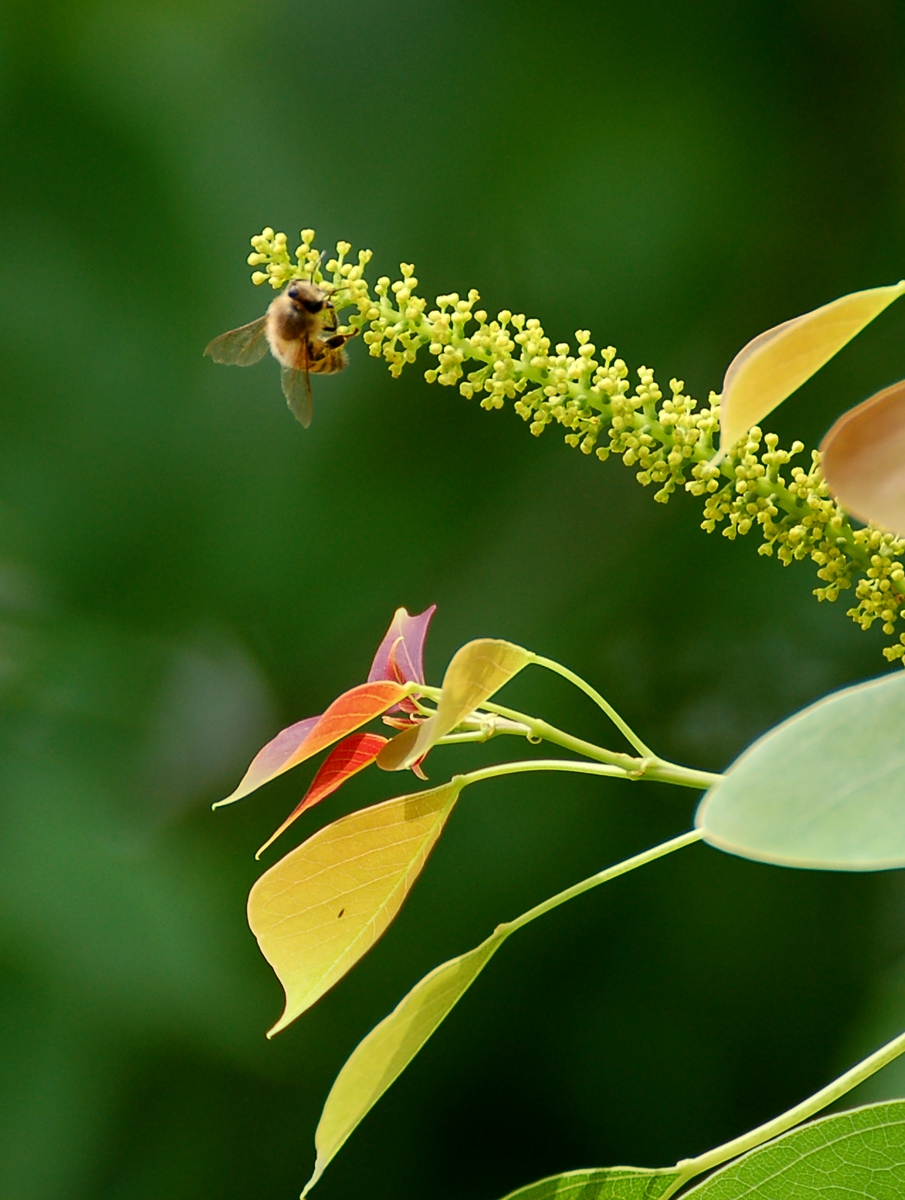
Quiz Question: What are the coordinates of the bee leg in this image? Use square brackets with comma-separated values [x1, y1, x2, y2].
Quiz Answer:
[322, 327, 360, 350]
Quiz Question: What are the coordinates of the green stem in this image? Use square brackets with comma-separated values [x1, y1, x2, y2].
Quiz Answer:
[413, 682, 721, 791]
[475, 699, 722, 791]
[436, 713, 534, 744]
[433, 730, 498, 745]
[496, 828, 703, 932]
[476, 697, 639, 767]
[460, 758, 634, 786]
[414, 683, 634, 767]
[531, 653, 656, 757]
[665, 1026, 905, 1196]
[644, 758, 724, 790]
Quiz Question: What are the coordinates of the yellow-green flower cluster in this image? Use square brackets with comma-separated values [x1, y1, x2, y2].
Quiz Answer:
[247, 227, 373, 311]
[246, 229, 905, 662]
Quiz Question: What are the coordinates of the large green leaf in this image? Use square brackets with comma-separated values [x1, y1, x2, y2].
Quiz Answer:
[497, 1167, 682, 1200]
[696, 672, 905, 870]
[681, 1100, 905, 1198]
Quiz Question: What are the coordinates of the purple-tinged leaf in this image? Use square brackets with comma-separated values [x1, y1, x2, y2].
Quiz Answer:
[368, 606, 436, 685]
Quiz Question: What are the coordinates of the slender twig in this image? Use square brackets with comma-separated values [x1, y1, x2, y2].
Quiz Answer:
[531, 653, 656, 757]
[663, 1027, 905, 1197]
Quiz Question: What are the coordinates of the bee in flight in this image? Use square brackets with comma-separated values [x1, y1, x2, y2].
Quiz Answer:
[204, 276, 358, 427]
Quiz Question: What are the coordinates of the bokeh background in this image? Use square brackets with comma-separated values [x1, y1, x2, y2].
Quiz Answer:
[2, 1, 905, 1197]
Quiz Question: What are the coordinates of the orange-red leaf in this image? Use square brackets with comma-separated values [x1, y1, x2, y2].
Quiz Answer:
[214, 680, 407, 809]
[255, 732, 388, 859]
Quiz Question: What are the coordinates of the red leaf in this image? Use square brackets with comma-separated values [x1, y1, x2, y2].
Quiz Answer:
[411, 757, 429, 781]
[256, 732, 388, 859]
[215, 680, 408, 808]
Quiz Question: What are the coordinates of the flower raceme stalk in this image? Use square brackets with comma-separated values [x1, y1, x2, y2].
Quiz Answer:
[234, 228, 905, 663]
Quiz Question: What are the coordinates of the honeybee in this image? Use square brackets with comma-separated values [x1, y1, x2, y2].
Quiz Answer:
[204, 278, 358, 427]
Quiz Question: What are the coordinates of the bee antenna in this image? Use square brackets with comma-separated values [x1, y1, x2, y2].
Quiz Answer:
[308, 250, 327, 282]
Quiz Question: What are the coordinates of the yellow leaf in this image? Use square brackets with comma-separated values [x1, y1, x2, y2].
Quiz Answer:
[248, 780, 462, 1037]
[377, 638, 533, 771]
[717, 280, 905, 459]
[820, 379, 905, 537]
[302, 930, 505, 1195]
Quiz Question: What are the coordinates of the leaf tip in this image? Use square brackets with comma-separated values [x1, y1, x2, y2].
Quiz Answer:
[300, 1161, 325, 1199]
[254, 821, 290, 861]
[266, 1011, 290, 1039]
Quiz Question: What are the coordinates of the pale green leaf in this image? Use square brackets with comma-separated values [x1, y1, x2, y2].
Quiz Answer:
[301, 831, 700, 1195]
[717, 280, 905, 458]
[697, 672, 905, 870]
[302, 929, 505, 1194]
[377, 638, 533, 770]
[820, 378, 905, 537]
[248, 780, 461, 1036]
[682, 1100, 905, 1198]
[497, 1166, 682, 1200]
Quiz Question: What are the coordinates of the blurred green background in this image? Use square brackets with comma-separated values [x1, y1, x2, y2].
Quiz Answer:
[2, 1, 905, 1197]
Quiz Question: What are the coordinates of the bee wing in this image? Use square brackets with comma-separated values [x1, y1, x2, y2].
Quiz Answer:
[281, 365, 313, 428]
[204, 316, 269, 365]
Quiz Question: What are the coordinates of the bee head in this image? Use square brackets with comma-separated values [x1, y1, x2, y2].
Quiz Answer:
[287, 280, 327, 315]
